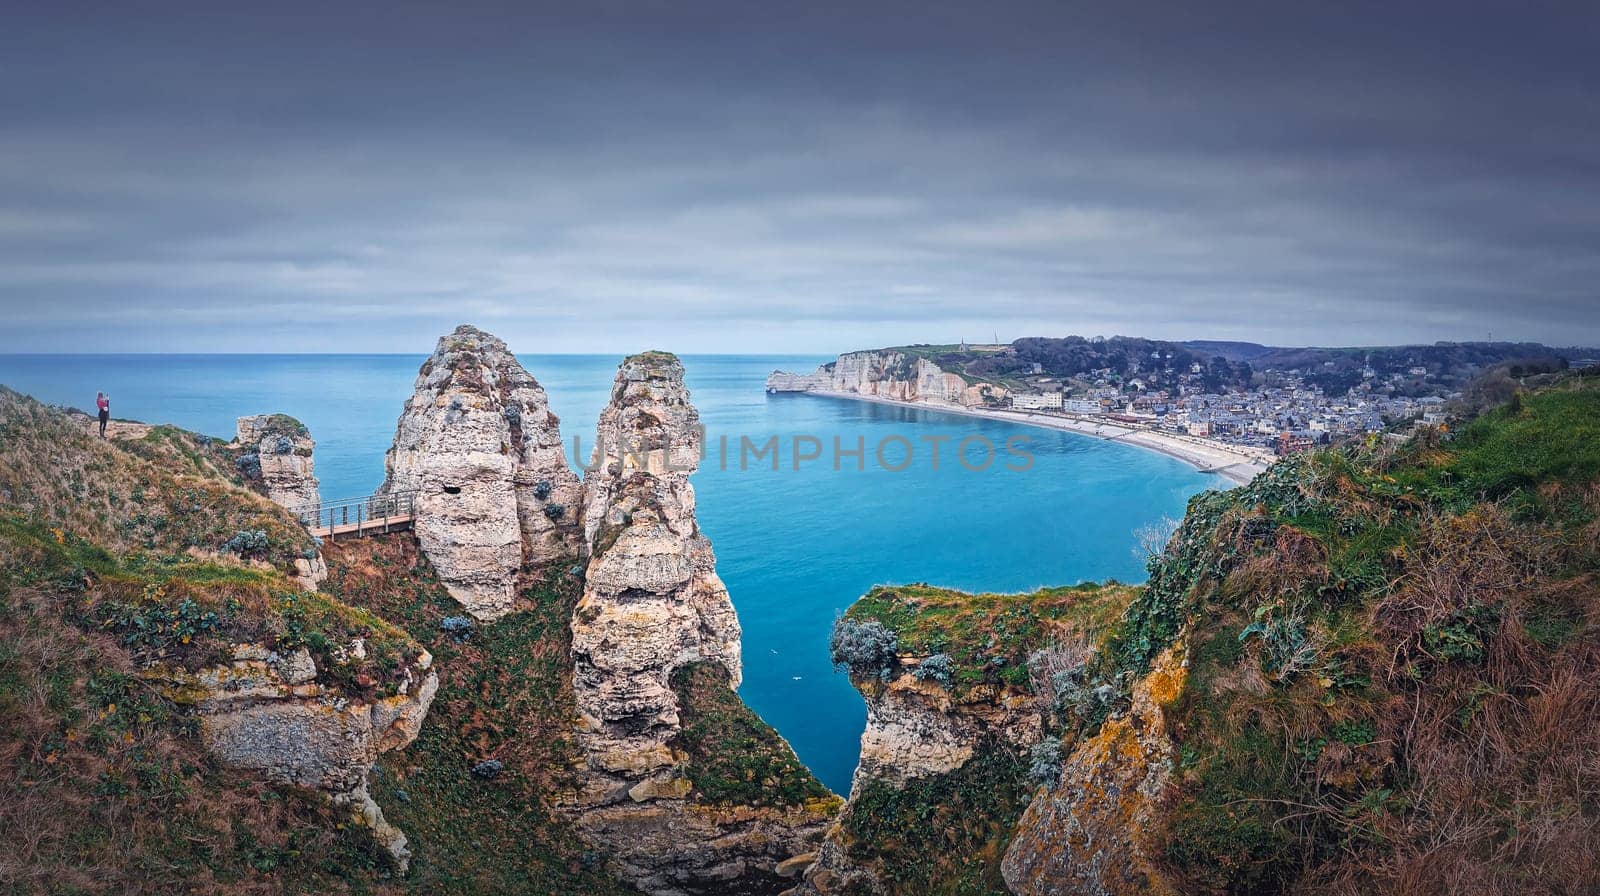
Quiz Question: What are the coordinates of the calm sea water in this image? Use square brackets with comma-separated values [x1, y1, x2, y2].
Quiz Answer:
[0, 353, 1222, 792]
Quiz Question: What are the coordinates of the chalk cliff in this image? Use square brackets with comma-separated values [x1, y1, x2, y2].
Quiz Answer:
[1002, 644, 1186, 896]
[796, 583, 1136, 895]
[767, 349, 1006, 407]
[234, 413, 321, 511]
[146, 641, 439, 869]
[564, 351, 835, 896]
[571, 351, 739, 785]
[382, 325, 582, 619]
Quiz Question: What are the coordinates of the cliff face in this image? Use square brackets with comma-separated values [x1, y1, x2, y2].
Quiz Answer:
[767, 350, 989, 406]
[234, 413, 320, 510]
[1001, 644, 1186, 896]
[383, 325, 582, 619]
[799, 584, 1135, 895]
[147, 641, 438, 869]
[564, 352, 835, 896]
[570, 351, 739, 787]
[853, 666, 1042, 789]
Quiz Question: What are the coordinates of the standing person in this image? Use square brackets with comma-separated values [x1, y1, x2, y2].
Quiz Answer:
[96, 391, 109, 437]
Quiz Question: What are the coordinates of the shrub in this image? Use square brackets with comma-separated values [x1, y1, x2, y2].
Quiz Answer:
[235, 452, 262, 479]
[542, 503, 565, 521]
[270, 435, 293, 455]
[222, 529, 269, 557]
[531, 479, 553, 500]
[440, 615, 474, 642]
[1238, 606, 1325, 681]
[830, 618, 898, 681]
[1027, 739, 1062, 784]
[913, 652, 954, 688]
[99, 585, 223, 650]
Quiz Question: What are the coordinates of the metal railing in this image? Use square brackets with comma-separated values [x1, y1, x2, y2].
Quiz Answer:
[290, 491, 417, 536]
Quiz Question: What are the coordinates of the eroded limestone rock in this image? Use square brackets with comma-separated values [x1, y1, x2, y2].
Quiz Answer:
[573, 352, 738, 764]
[1001, 643, 1189, 896]
[381, 325, 581, 619]
[564, 352, 829, 895]
[146, 642, 439, 870]
[235, 414, 320, 511]
[854, 666, 1044, 789]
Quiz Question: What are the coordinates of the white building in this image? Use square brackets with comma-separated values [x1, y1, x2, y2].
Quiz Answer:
[1013, 392, 1065, 411]
[1062, 397, 1102, 414]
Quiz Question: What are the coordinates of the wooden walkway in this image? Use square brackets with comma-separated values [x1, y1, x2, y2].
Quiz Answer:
[291, 491, 417, 540]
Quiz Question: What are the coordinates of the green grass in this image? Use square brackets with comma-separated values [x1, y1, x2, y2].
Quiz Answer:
[669, 661, 837, 809]
[322, 536, 635, 895]
[1425, 381, 1600, 508]
[840, 745, 1033, 896]
[845, 582, 1134, 694]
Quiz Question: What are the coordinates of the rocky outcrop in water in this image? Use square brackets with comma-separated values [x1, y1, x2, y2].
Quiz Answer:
[564, 351, 833, 895]
[234, 414, 320, 511]
[381, 325, 582, 619]
[145, 641, 439, 870]
[767, 349, 1005, 407]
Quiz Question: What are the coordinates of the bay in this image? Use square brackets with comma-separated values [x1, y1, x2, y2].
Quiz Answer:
[0, 352, 1221, 792]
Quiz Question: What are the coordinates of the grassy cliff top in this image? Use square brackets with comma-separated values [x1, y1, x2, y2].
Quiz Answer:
[0, 386, 436, 893]
[1076, 372, 1600, 894]
[840, 582, 1136, 693]
[0, 385, 314, 570]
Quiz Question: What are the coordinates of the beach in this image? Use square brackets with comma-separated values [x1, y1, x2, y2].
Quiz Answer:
[805, 389, 1274, 485]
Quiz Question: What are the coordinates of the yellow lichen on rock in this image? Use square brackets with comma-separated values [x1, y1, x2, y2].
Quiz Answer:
[1001, 643, 1188, 896]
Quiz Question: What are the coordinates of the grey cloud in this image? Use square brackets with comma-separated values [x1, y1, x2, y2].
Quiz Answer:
[0, 1, 1596, 352]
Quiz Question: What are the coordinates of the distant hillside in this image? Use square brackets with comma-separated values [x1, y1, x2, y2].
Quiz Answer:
[1178, 340, 1276, 362]
[873, 336, 1598, 395]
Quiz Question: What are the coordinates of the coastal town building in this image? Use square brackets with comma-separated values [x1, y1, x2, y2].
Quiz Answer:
[1012, 392, 1064, 411]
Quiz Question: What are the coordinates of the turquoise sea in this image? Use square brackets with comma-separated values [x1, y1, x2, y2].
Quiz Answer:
[0, 353, 1222, 792]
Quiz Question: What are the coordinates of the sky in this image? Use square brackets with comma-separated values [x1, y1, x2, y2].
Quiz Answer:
[2, 0, 1597, 353]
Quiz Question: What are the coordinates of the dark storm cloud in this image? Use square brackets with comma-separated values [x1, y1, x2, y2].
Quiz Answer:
[1, 0, 1597, 351]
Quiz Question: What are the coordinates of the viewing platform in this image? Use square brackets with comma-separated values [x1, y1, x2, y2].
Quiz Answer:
[290, 491, 417, 540]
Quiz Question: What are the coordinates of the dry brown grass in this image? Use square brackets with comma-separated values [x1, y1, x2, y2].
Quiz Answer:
[0, 387, 313, 570]
[1303, 506, 1600, 896]
[0, 586, 398, 896]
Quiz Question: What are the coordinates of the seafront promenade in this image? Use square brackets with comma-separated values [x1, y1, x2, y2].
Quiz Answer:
[805, 389, 1273, 485]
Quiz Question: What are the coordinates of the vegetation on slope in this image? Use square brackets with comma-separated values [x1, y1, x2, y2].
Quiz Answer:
[0, 577, 398, 896]
[0, 386, 313, 570]
[0, 391, 424, 894]
[669, 660, 837, 810]
[1078, 375, 1600, 895]
[840, 746, 1035, 896]
[836, 582, 1134, 694]
[320, 535, 633, 895]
